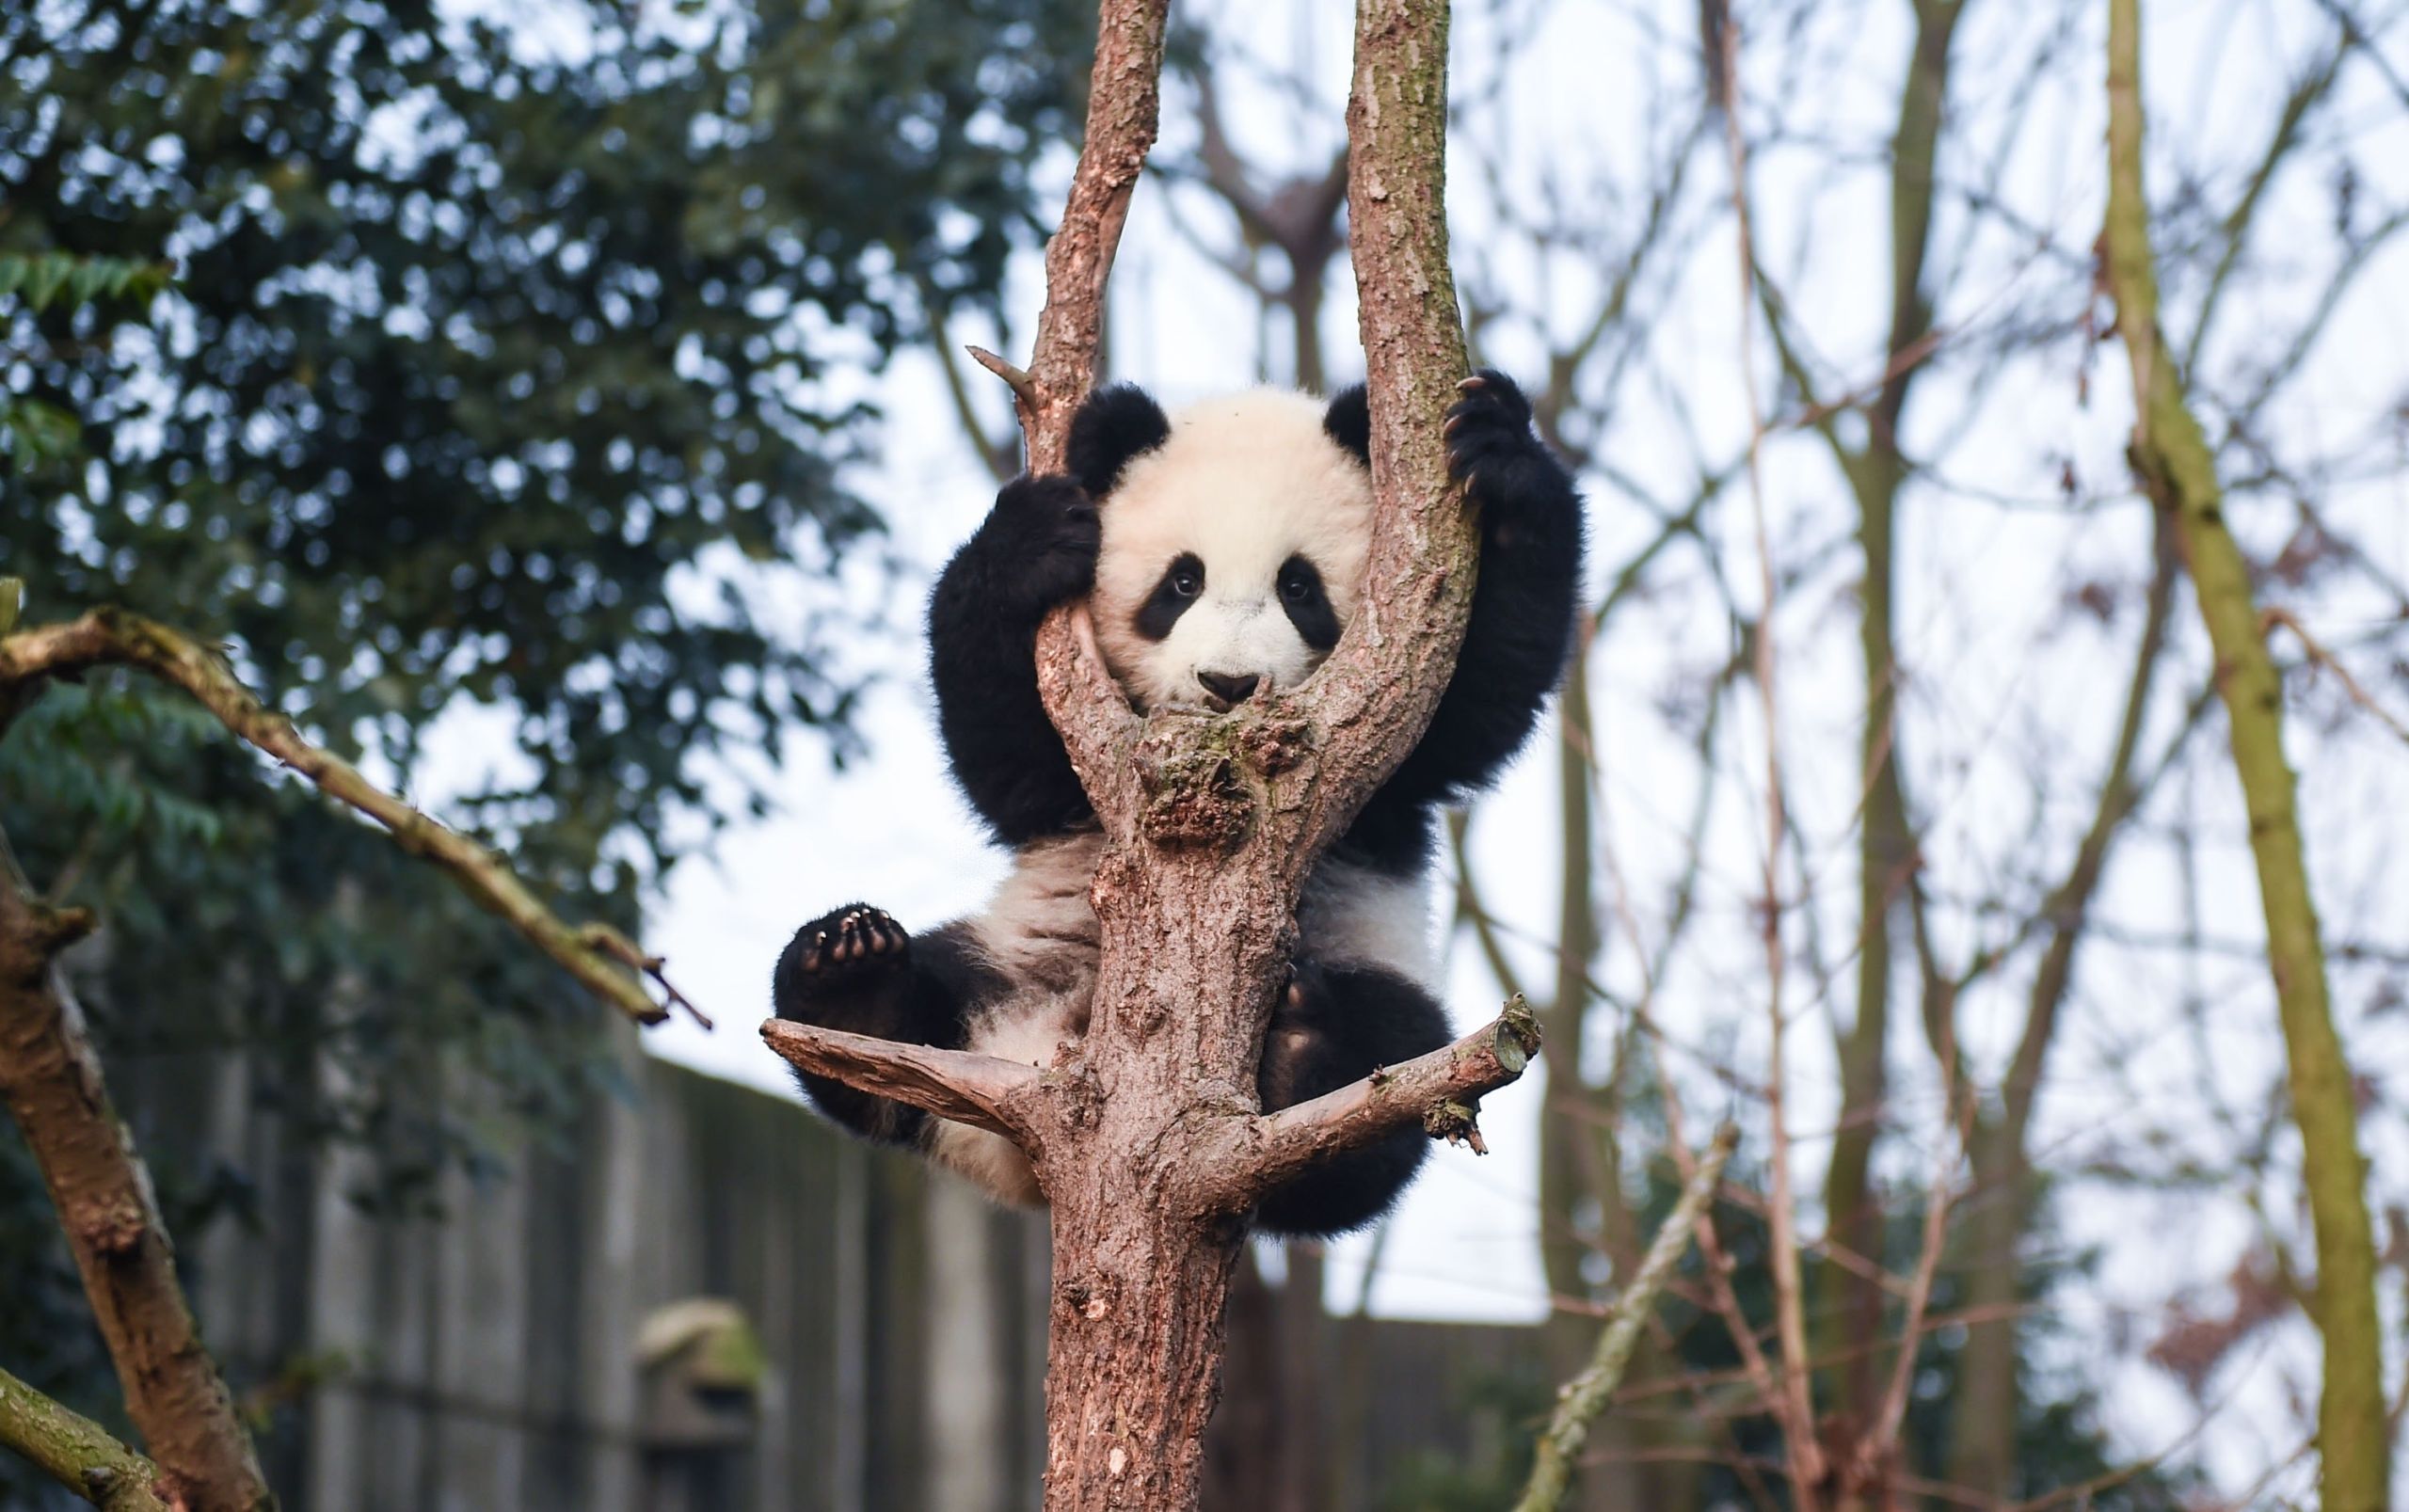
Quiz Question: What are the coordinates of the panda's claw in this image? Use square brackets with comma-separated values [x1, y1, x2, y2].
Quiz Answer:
[792, 904, 912, 980]
[1457, 373, 1487, 391]
[987, 474, 1102, 613]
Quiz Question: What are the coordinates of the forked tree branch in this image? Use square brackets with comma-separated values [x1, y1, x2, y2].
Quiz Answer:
[784, 1, 1527, 1502]
[0, 1364, 170, 1512]
[0, 873, 272, 1512]
[0, 607, 700, 1027]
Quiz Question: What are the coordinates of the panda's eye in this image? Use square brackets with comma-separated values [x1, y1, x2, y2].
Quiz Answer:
[1280, 574, 1312, 604]
[1171, 561, 1203, 597]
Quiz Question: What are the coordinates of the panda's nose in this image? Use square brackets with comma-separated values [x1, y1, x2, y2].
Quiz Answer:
[1197, 671, 1261, 706]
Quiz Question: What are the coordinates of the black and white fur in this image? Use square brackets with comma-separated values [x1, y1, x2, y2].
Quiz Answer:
[774, 371, 1584, 1236]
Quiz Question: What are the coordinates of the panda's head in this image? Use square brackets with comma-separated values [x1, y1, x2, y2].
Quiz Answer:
[1068, 383, 1375, 714]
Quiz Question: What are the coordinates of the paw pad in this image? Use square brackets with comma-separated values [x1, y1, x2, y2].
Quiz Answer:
[801, 906, 909, 974]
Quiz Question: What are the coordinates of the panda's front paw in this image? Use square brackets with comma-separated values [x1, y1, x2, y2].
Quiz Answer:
[1259, 962, 1341, 1110]
[778, 904, 912, 1002]
[1444, 369, 1556, 533]
[986, 474, 1102, 612]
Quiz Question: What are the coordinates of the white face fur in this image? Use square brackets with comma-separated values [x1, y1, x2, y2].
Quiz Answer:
[1090, 390, 1376, 713]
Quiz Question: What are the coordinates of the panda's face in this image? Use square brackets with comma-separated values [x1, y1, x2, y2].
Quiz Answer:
[1085, 390, 1377, 713]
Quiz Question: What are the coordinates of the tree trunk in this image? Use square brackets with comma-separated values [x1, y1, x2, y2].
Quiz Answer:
[770, 6, 1539, 1504]
[1821, 0, 1964, 1449]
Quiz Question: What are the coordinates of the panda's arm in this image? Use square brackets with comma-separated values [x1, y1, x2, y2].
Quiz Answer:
[929, 474, 1100, 845]
[1373, 371, 1586, 807]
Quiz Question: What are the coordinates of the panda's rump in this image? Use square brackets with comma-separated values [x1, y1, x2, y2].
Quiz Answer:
[931, 834, 1103, 1204]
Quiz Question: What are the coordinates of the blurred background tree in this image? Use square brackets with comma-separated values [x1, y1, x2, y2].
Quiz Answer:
[0, 0, 1091, 1472]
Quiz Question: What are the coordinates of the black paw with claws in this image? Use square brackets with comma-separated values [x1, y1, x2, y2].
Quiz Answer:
[987, 474, 1101, 614]
[1444, 369, 1552, 533]
[784, 903, 911, 993]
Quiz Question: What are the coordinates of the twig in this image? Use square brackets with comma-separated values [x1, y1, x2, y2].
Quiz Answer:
[1866, 1038, 1965, 1462]
[0, 608, 695, 1027]
[2260, 605, 2409, 750]
[1513, 1123, 1740, 1512]
[0, 1364, 170, 1512]
[1651, 1072, 1792, 1453]
[965, 344, 1042, 417]
[0, 873, 272, 1512]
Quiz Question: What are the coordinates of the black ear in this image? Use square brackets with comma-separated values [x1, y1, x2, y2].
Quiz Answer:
[1066, 384, 1172, 498]
[1322, 384, 1371, 470]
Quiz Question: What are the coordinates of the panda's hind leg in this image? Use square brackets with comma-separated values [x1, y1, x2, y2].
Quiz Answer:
[1254, 959, 1453, 1237]
[773, 905, 993, 1145]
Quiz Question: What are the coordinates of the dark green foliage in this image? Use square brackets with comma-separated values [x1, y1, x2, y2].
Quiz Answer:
[0, 0, 1090, 1472]
[1, 0, 1088, 843]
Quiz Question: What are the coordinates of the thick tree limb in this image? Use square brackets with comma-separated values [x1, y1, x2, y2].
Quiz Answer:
[0, 608, 696, 1027]
[1195, 999, 1540, 1206]
[962, 0, 1170, 823]
[1013, 0, 1170, 476]
[0, 873, 273, 1512]
[1513, 1123, 1738, 1512]
[759, 1020, 1042, 1141]
[2104, 6, 2389, 1506]
[0, 1364, 170, 1512]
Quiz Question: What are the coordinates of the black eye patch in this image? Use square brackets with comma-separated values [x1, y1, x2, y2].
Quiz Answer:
[1133, 552, 1205, 642]
[1276, 555, 1340, 651]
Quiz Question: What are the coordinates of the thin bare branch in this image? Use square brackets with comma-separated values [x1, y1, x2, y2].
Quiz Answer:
[1717, 15, 1824, 1499]
[0, 609, 689, 1027]
[2262, 605, 2409, 750]
[1513, 1123, 1740, 1512]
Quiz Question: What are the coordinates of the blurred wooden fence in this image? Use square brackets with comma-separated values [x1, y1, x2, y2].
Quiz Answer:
[111, 1027, 1543, 1512]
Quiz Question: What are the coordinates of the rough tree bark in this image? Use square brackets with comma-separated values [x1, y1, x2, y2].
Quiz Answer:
[0, 870, 272, 1512]
[761, 1, 1542, 1507]
[2102, 5, 2388, 1506]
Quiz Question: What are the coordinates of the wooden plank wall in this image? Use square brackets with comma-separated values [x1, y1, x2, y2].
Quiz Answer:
[110, 1027, 1536, 1512]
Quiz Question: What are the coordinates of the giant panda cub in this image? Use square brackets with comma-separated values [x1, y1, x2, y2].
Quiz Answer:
[774, 369, 1584, 1236]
